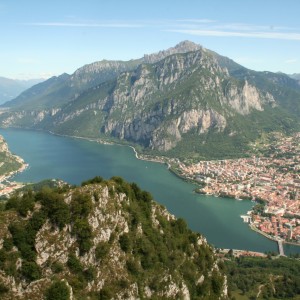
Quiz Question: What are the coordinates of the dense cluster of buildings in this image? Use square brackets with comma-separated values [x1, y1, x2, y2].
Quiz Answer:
[0, 181, 25, 197]
[179, 133, 300, 244]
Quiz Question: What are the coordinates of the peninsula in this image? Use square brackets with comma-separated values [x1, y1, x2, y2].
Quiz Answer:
[0, 135, 27, 196]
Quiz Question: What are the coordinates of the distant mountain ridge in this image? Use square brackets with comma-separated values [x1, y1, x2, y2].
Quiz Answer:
[289, 73, 300, 86]
[0, 77, 43, 105]
[1, 41, 300, 160]
[2, 59, 141, 110]
[289, 73, 300, 80]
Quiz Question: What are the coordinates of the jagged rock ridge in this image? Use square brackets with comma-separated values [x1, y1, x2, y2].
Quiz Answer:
[143, 40, 203, 63]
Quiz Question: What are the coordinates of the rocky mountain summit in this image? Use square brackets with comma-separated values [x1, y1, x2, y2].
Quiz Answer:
[0, 177, 227, 299]
[143, 40, 203, 63]
[1, 41, 300, 159]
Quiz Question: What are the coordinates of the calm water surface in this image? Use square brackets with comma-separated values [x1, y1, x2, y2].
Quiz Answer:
[1, 128, 299, 255]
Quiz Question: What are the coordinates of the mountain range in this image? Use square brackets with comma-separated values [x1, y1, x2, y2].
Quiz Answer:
[0, 77, 43, 105]
[1, 41, 300, 160]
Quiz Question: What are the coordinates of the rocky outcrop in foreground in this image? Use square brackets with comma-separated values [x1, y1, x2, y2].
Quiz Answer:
[0, 177, 227, 299]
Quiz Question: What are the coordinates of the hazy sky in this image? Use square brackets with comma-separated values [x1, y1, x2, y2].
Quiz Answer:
[1, 0, 300, 79]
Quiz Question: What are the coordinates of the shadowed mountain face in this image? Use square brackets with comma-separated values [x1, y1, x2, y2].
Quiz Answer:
[1, 41, 300, 160]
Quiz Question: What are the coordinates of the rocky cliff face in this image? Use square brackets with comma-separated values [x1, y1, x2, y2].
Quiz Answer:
[224, 80, 277, 115]
[1, 41, 299, 159]
[0, 178, 228, 299]
[95, 49, 275, 151]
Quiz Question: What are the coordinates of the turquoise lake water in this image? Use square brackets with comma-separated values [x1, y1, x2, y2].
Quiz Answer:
[1, 128, 299, 255]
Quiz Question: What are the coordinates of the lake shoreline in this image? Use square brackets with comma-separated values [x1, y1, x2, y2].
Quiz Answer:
[2, 128, 299, 254]
[48, 130, 175, 167]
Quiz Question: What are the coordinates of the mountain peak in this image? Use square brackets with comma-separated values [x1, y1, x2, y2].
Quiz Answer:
[143, 40, 202, 64]
[174, 40, 202, 52]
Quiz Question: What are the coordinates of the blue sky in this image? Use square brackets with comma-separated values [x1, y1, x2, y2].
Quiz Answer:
[1, 0, 300, 79]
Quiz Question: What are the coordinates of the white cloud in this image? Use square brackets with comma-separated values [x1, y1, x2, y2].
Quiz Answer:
[285, 59, 298, 64]
[176, 19, 216, 23]
[212, 23, 274, 31]
[166, 29, 300, 41]
[161, 19, 300, 41]
[26, 22, 143, 28]
[160, 21, 296, 40]
[24, 19, 300, 42]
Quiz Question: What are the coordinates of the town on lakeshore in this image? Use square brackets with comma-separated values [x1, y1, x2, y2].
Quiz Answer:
[177, 132, 300, 246]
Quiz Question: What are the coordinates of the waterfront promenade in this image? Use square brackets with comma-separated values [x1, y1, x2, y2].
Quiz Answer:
[218, 248, 267, 258]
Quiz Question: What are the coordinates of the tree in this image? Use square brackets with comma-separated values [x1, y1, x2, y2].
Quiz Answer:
[45, 281, 70, 300]
[21, 261, 41, 282]
[95, 242, 110, 260]
[99, 287, 113, 300]
[5, 191, 35, 217]
[73, 219, 93, 254]
[211, 270, 224, 295]
[119, 234, 131, 252]
[81, 176, 103, 186]
[40, 190, 70, 229]
[67, 253, 83, 274]
[71, 193, 92, 218]
[0, 282, 8, 295]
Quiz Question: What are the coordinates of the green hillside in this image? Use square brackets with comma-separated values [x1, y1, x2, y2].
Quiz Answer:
[0, 177, 227, 299]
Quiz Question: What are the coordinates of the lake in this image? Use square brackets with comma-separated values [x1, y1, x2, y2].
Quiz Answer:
[1, 128, 299, 255]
